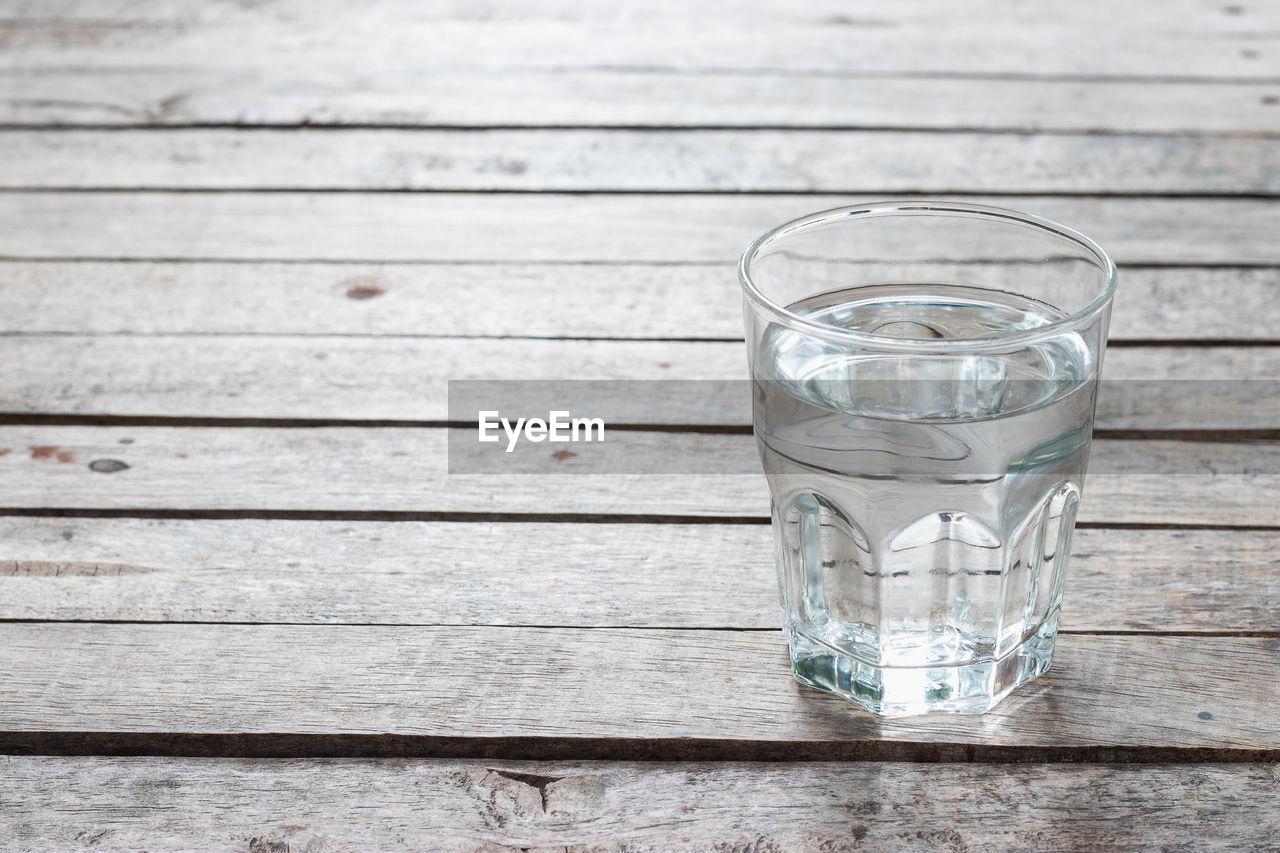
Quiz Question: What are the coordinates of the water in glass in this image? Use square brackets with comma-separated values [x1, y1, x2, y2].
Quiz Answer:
[756, 282, 1094, 716]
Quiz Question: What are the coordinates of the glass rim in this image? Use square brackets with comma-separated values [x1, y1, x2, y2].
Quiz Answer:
[738, 200, 1119, 351]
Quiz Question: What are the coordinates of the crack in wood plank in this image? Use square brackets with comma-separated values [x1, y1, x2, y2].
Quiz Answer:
[0, 560, 156, 577]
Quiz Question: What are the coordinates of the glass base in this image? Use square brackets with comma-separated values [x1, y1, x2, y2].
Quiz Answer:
[786, 624, 1056, 717]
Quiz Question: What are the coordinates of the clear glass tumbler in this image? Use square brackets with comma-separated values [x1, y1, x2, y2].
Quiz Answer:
[739, 202, 1117, 716]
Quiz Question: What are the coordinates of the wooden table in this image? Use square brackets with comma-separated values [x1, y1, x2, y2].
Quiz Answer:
[2, 1, 1279, 849]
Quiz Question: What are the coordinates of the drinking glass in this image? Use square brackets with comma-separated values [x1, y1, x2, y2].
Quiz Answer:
[739, 201, 1117, 716]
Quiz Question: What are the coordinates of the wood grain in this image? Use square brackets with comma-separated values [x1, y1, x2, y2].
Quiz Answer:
[8, 0, 1273, 29]
[4, 6, 1276, 80]
[8, 70, 1277, 133]
[1, 756, 1276, 851]
[0, 336, 1275, 429]
[7, 129, 1280, 193]
[1, 518, 1276, 632]
[0, 623, 1275, 755]
[2, 194, 1279, 264]
[1, 261, 1274, 341]
[0, 426, 1278, 526]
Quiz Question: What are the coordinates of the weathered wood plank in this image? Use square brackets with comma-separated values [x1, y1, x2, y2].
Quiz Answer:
[8, 70, 1277, 133]
[0, 337, 745, 420]
[1, 427, 1277, 526]
[3, 8, 1277, 80]
[1, 261, 1274, 341]
[8, 129, 1280, 193]
[1, 518, 1275, 632]
[1, 756, 1276, 852]
[1, 194, 1278, 264]
[6, 0, 1272, 29]
[0, 624, 1274, 753]
[0, 337, 1275, 429]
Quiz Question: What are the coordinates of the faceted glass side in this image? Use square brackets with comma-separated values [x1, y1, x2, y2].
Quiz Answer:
[775, 483, 1080, 717]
